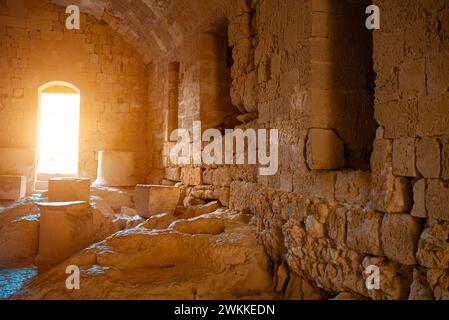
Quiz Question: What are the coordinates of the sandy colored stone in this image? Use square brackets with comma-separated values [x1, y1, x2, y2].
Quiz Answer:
[335, 171, 371, 205]
[0, 202, 39, 229]
[426, 179, 449, 221]
[393, 138, 416, 177]
[0, 214, 39, 267]
[416, 137, 441, 178]
[164, 167, 181, 181]
[94, 151, 137, 187]
[306, 128, 345, 170]
[181, 167, 203, 186]
[90, 186, 134, 212]
[381, 213, 423, 265]
[36, 202, 94, 267]
[139, 213, 176, 230]
[442, 136, 449, 180]
[416, 219, 449, 269]
[346, 209, 383, 255]
[48, 177, 91, 202]
[305, 215, 325, 238]
[411, 179, 427, 218]
[408, 268, 434, 300]
[284, 274, 323, 300]
[134, 185, 180, 218]
[371, 139, 413, 213]
[13, 209, 274, 300]
[328, 207, 346, 246]
[170, 215, 225, 235]
[0, 175, 26, 200]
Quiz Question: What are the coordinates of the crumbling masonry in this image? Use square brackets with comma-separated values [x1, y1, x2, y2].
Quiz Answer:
[0, 0, 448, 300]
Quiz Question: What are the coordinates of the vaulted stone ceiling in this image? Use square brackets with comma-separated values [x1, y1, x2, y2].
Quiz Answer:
[50, 0, 250, 63]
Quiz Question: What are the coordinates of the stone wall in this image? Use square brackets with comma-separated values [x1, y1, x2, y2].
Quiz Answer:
[2, 0, 448, 300]
[154, 0, 449, 300]
[0, 0, 149, 183]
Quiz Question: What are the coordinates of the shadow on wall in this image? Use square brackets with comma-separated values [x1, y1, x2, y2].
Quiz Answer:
[310, 0, 377, 170]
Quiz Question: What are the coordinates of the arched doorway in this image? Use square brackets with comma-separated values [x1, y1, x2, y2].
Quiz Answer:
[36, 82, 80, 189]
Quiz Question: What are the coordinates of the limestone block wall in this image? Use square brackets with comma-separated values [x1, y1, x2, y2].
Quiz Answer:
[153, 0, 448, 300]
[0, 0, 149, 183]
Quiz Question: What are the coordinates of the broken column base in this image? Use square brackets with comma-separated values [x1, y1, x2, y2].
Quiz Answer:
[35, 201, 93, 268]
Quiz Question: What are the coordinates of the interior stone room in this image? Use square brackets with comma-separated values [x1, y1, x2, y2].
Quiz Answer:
[0, 0, 448, 300]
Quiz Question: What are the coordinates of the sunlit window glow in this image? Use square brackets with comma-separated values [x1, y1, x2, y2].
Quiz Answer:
[38, 93, 80, 175]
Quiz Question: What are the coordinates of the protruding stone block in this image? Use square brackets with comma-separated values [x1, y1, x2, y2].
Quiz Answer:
[346, 209, 383, 255]
[0, 175, 26, 200]
[381, 214, 423, 265]
[134, 185, 180, 218]
[306, 128, 345, 170]
[48, 177, 90, 202]
[93, 151, 137, 187]
[416, 137, 441, 178]
[36, 202, 93, 266]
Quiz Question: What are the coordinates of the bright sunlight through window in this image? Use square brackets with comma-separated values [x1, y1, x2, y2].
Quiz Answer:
[38, 93, 80, 175]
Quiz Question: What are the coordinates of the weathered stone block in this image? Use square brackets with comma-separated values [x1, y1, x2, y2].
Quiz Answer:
[0, 175, 26, 200]
[411, 179, 427, 218]
[371, 139, 413, 213]
[213, 186, 230, 207]
[90, 186, 134, 212]
[203, 167, 232, 187]
[0, 214, 39, 266]
[134, 185, 180, 218]
[381, 214, 423, 265]
[311, 171, 336, 201]
[346, 209, 383, 255]
[416, 219, 449, 269]
[181, 167, 203, 186]
[164, 167, 181, 181]
[335, 171, 371, 205]
[328, 207, 346, 246]
[416, 137, 441, 178]
[426, 179, 449, 221]
[306, 128, 345, 170]
[48, 177, 91, 202]
[305, 215, 325, 238]
[393, 138, 416, 177]
[408, 268, 434, 300]
[229, 181, 257, 212]
[36, 202, 93, 266]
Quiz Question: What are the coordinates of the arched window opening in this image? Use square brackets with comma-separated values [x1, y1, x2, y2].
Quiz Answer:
[36, 82, 80, 180]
